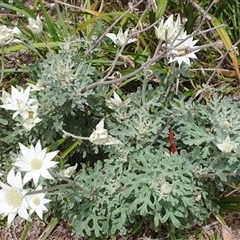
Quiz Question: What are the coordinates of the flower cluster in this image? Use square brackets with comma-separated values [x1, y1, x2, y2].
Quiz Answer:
[0, 86, 41, 130]
[105, 14, 199, 66]
[154, 14, 182, 43]
[154, 14, 199, 65]
[0, 141, 58, 227]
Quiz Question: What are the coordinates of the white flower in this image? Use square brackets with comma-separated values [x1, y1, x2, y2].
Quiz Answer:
[14, 140, 59, 185]
[0, 169, 31, 227]
[0, 88, 11, 104]
[106, 28, 137, 47]
[0, 86, 36, 119]
[154, 14, 182, 42]
[63, 164, 78, 178]
[89, 119, 120, 145]
[21, 104, 42, 131]
[27, 80, 45, 91]
[161, 182, 172, 195]
[26, 186, 50, 219]
[106, 91, 131, 109]
[0, 25, 21, 46]
[27, 15, 43, 34]
[217, 136, 237, 153]
[167, 31, 199, 65]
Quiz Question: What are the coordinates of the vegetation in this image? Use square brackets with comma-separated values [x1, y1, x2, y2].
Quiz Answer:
[0, 0, 240, 239]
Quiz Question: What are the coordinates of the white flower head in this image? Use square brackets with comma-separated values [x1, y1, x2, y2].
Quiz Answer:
[154, 14, 182, 43]
[63, 163, 78, 178]
[0, 88, 11, 105]
[106, 28, 137, 47]
[106, 91, 131, 109]
[161, 182, 172, 195]
[217, 136, 238, 153]
[27, 15, 43, 34]
[89, 118, 120, 145]
[14, 140, 59, 185]
[167, 31, 199, 65]
[0, 25, 21, 46]
[26, 185, 50, 219]
[27, 80, 45, 91]
[21, 104, 42, 131]
[0, 86, 36, 119]
[0, 169, 31, 227]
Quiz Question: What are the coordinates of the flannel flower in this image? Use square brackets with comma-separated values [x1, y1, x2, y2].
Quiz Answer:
[167, 31, 199, 65]
[106, 28, 137, 47]
[26, 185, 50, 219]
[154, 14, 182, 43]
[21, 104, 42, 131]
[0, 169, 30, 227]
[27, 15, 43, 34]
[0, 25, 21, 46]
[14, 140, 59, 185]
[106, 91, 131, 109]
[89, 119, 120, 145]
[0, 86, 41, 130]
[217, 136, 238, 153]
[0, 86, 36, 119]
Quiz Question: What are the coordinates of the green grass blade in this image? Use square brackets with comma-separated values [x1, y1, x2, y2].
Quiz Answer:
[156, 0, 168, 19]
[39, 0, 60, 41]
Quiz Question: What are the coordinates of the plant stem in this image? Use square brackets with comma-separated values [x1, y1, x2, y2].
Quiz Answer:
[0, 46, 4, 86]
[20, 220, 30, 240]
[165, 62, 176, 96]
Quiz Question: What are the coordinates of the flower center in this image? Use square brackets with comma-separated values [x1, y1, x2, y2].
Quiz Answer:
[33, 197, 41, 206]
[5, 188, 22, 207]
[28, 111, 34, 119]
[31, 158, 42, 170]
[177, 44, 186, 55]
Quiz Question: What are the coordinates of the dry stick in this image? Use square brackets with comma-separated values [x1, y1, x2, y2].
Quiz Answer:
[150, 115, 175, 146]
[80, 49, 165, 93]
[81, 23, 225, 94]
[188, 0, 217, 26]
[197, 38, 240, 102]
[81, 0, 222, 93]
[198, 172, 237, 179]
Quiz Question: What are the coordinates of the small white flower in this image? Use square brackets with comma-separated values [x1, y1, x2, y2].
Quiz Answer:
[27, 15, 43, 34]
[106, 91, 131, 109]
[0, 86, 36, 119]
[217, 136, 237, 153]
[0, 169, 31, 227]
[63, 164, 78, 178]
[106, 28, 137, 47]
[154, 14, 182, 42]
[21, 104, 42, 131]
[0, 88, 11, 105]
[160, 182, 172, 195]
[27, 80, 45, 91]
[14, 140, 59, 185]
[0, 25, 21, 46]
[26, 185, 50, 219]
[167, 31, 199, 65]
[89, 119, 120, 145]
